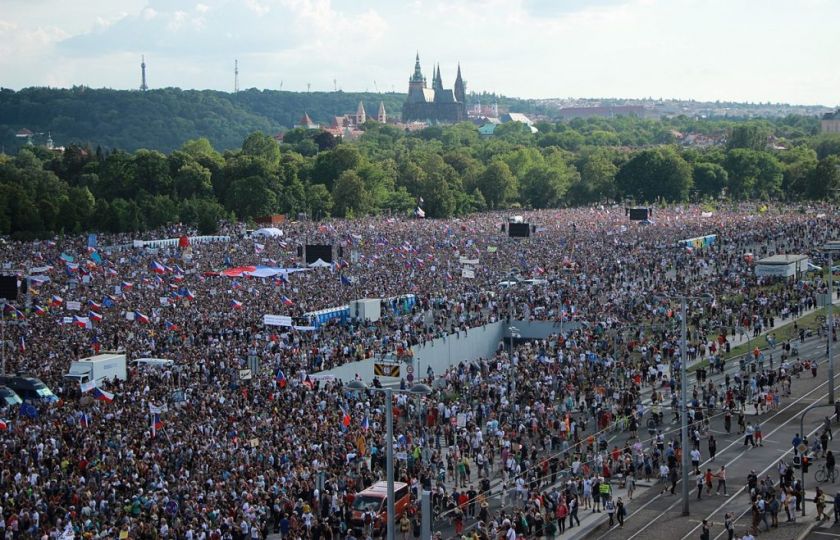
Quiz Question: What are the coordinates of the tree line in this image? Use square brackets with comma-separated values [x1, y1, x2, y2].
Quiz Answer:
[1, 115, 840, 238]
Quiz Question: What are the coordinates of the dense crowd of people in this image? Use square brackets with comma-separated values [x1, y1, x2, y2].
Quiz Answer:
[0, 203, 838, 539]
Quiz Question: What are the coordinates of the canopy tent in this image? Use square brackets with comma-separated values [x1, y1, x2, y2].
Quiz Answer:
[308, 259, 332, 268]
[209, 265, 310, 278]
[252, 227, 283, 238]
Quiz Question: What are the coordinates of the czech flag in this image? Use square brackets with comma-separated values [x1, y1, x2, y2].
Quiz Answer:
[91, 335, 101, 354]
[51, 295, 63, 307]
[134, 311, 150, 324]
[91, 387, 114, 402]
[184, 289, 195, 300]
[33, 305, 46, 316]
[230, 299, 243, 310]
[72, 315, 88, 328]
[280, 295, 294, 306]
[275, 368, 287, 388]
[152, 413, 163, 430]
[164, 321, 179, 331]
[106, 267, 118, 277]
[79, 413, 91, 428]
[89, 311, 103, 323]
[88, 300, 102, 312]
[150, 260, 166, 274]
[18, 336, 25, 353]
[121, 281, 134, 290]
[361, 416, 370, 431]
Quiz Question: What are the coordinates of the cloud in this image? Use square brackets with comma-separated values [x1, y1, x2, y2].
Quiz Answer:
[58, 0, 386, 59]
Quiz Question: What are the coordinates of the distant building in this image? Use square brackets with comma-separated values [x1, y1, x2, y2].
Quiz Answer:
[402, 53, 467, 123]
[500, 112, 538, 133]
[822, 110, 840, 134]
[556, 105, 648, 120]
[295, 113, 319, 130]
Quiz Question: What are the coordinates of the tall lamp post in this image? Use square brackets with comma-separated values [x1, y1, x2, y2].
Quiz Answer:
[661, 293, 713, 517]
[347, 380, 432, 540]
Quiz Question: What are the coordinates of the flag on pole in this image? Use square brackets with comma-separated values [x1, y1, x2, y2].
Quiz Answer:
[361, 415, 370, 431]
[254, 242, 265, 254]
[79, 412, 91, 428]
[33, 304, 46, 316]
[150, 260, 166, 274]
[18, 336, 25, 352]
[89, 311, 103, 322]
[280, 295, 294, 306]
[340, 406, 351, 428]
[134, 311, 150, 324]
[230, 299, 243, 310]
[51, 295, 63, 307]
[340, 274, 353, 286]
[275, 368, 287, 388]
[91, 387, 114, 402]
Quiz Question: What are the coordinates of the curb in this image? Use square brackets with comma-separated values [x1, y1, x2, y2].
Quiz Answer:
[795, 519, 824, 540]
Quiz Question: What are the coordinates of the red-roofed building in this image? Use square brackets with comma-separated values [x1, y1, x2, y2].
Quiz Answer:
[294, 113, 319, 130]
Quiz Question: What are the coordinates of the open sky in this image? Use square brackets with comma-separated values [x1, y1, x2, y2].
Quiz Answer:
[1, 0, 838, 106]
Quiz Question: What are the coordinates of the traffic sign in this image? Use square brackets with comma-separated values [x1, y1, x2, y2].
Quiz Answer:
[406, 365, 414, 374]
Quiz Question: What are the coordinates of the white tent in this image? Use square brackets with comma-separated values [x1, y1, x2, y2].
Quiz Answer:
[308, 258, 332, 268]
[252, 227, 283, 238]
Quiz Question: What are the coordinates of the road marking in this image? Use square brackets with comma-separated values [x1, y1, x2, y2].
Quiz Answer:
[614, 374, 839, 540]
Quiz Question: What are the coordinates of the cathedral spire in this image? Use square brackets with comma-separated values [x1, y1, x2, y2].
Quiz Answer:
[454, 62, 466, 104]
[411, 52, 424, 83]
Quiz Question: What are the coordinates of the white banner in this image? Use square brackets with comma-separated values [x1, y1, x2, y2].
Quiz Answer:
[66, 301, 81, 311]
[459, 257, 479, 265]
[461, 268, 475, 279]
[239, 369, 252, 380]
[263, 314, 293, 327]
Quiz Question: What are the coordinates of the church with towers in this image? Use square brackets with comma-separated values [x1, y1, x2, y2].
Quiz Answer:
[402, 53, 467, 123]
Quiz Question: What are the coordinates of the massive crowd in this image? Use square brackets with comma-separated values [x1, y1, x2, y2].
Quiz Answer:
[0, 204, 838, 539]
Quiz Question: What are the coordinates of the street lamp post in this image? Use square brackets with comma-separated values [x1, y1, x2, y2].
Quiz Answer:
[661, 292, 713, 517]
[347, 380, 432, 540]
[679, 295, 689, 516]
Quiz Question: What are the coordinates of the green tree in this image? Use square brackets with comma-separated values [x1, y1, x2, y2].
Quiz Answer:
[692, 162, 728, 198]
[174, 161, 213, 199]
[332, 170, 370, 217]
[727, 123, 771, 151]
[306, 183, 333, 219]
[311, 145, 362, 189]
[806, 156, 840, 199]
[225, 176, 278, 219]
[616, 147, 692, 202]
[477, 161, 517, 209]
[241, 132, 281, 166]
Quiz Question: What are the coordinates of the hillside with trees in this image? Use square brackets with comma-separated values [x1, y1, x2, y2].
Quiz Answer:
[1, 114, 838, 239]
[0, 87, 543, 154]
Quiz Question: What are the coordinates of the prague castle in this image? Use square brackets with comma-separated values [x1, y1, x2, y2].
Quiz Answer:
[401, 53, 467, 123]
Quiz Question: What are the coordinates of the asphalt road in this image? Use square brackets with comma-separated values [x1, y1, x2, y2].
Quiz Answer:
[591, 332, 840, 540]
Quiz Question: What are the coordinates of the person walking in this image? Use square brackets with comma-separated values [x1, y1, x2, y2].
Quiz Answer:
[724, 512, 735, 540]
[616, 498, 626, 528]
[715, 465, 727, 495]
[708, 434, 717, 461]
[605, 498, 616, 527]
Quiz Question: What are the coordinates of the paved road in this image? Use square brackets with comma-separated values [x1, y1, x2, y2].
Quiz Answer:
[589, 332, 840, 540]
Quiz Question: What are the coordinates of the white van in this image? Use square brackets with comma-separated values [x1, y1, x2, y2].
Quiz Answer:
[131, 358, 175, 369]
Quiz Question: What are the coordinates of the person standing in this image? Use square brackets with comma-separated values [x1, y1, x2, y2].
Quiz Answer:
[715, 465, 727, 495]
[708, 434, 717, 461]
[604, 498, 616, 527]
[724, 512, 735, 540]
[616, 498, 626, 528]
[700, 519, 711, 540]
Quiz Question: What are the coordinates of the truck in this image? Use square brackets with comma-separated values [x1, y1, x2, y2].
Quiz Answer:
[64, 352, 127, 386]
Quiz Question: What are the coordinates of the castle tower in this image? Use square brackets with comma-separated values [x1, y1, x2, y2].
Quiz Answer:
[433, 64, 444, 93]
[140, 55, 148, 91]
[377, 101, 386, 123]
[454, 63, 466, 104]
[356, 101, 367, 125]
[409, 52, 426, 90]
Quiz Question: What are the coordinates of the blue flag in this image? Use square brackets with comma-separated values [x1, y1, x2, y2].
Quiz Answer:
[20, 402, 38, 418]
